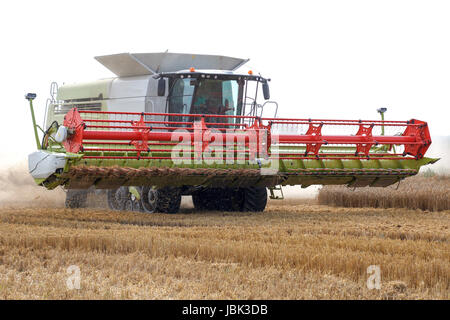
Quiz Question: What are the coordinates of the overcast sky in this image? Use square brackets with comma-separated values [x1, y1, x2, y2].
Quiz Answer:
[1, 0, 449, 162]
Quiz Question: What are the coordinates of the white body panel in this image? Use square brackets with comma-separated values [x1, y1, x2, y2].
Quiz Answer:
[48, 75, 169, 129]
[107, 75, 167, 119]
[95, 52, 248, 77]
[28, 150, 67, 179]
[108, 75, 151, 113]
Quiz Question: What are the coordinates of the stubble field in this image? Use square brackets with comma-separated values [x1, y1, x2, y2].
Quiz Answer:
[0, 198, 448, 299]
[0, 163, 448, 299]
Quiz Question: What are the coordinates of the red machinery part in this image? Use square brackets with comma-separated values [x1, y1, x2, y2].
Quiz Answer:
[62, 108, 85, 153]
[62, 108, 432, 160]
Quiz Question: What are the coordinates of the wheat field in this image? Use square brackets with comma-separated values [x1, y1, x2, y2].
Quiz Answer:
[318, 175, 450, 211]
[0, 199, 448, 299]
[0, 165, 448, 299]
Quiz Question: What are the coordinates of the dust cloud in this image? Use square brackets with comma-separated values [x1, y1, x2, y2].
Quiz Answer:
[0, 159, 318, 209]
[0, 160, 65, 208]
[425, 136, 450, 174]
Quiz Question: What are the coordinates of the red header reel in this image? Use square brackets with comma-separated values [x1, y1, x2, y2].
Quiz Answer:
[62, 108, 431, 161]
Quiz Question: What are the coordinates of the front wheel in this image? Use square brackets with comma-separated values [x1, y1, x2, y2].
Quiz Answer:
[107, 187, 143, 212]
[140, 186, 159, 213]
[192, 187, 268, 212]
[107, 187, 128, 211]
[141, 186, 181, 214]
[242, 187, 267, 212]
[192, 188, 219, 211]
[157, 187, 181, 214]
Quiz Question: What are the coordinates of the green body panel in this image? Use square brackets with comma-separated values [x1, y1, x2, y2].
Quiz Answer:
[46, 80, 112, 130]
[36, 140, 438, 190]
[56, 79, 112, 101]
[27, 98, 42, 149]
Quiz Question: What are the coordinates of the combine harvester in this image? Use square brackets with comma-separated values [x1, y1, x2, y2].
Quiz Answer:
[26, 52, 438, 213]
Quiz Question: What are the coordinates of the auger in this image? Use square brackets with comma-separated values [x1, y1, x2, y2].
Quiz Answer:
[26, 52, 438, 213]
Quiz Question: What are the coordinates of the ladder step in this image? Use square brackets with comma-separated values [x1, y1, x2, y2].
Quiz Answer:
[269, 185, 284, 200]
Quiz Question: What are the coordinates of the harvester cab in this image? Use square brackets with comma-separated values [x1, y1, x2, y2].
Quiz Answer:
[26, 52, 438, 214]
[157, 68, 272, 126]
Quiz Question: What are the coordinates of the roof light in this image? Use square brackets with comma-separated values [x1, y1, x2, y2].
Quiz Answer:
[248, 70, 253, 75]
[189, 67, 195, 72]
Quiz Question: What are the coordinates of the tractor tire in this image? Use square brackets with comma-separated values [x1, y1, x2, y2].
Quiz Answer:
[192, 188, 244, 212]
[65, 190, 88, 208]
[108, 187, 143, 212]
[242, 187, 267, 212]
[107, 187, 128, 211]
[140, 186, 159, 213]
[156, 187, 181, 214]
[126, 196, 143, 212]
[230, 189, 245, 211]
[192, 189, 217, 211]
[218, 188, 245, 211]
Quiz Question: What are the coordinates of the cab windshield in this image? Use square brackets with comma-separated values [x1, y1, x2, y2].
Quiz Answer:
[168, 78, 243, 124]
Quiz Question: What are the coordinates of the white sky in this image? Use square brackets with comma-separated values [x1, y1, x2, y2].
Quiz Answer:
[1, 0, 449, 162]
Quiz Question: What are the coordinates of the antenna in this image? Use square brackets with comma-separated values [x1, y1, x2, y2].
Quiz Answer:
[377, 107, 387, 135]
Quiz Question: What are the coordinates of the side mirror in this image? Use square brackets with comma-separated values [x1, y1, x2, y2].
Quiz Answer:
[262, 82, 270, 100]
[157, 78, 166, 96]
